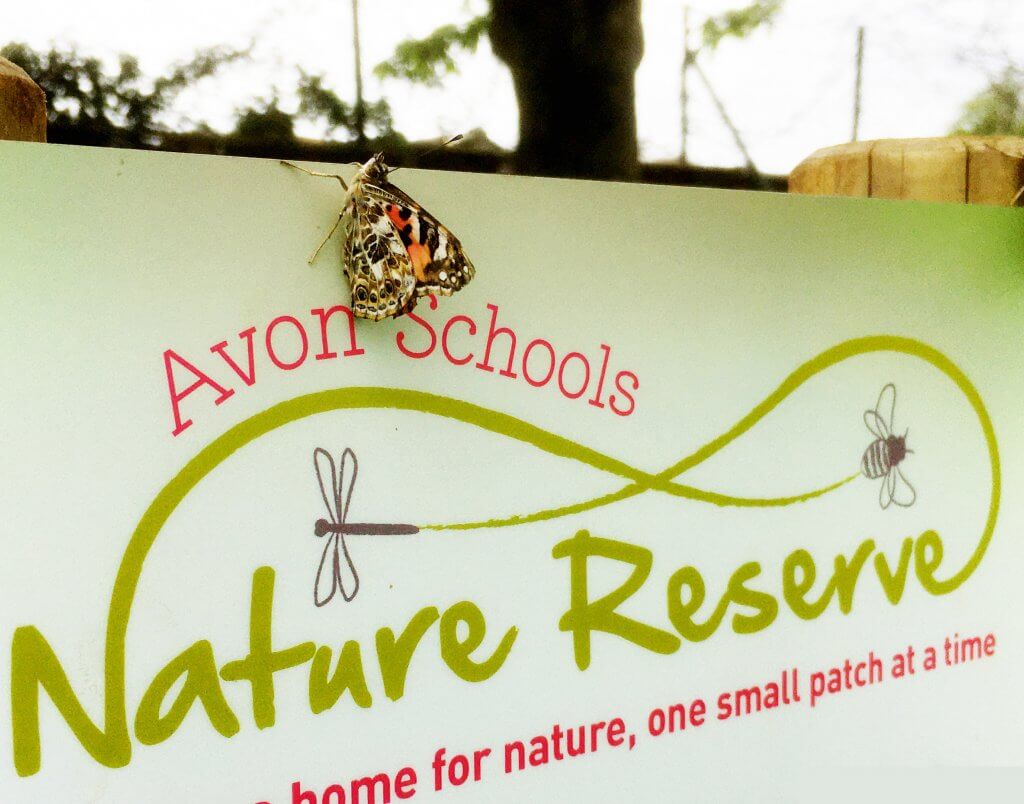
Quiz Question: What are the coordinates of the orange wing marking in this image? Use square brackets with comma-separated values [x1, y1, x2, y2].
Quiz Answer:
[385, 204, 431, 281]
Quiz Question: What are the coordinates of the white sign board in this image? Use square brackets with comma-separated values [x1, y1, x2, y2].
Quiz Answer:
[1, 142, 1022, 802]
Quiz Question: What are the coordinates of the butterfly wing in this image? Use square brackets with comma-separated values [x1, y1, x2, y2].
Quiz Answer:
[372, 181, 475, 298]
[344, 192, 418, 321]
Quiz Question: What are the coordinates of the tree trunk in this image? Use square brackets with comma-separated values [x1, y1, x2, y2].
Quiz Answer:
[490, 0, 643, 180]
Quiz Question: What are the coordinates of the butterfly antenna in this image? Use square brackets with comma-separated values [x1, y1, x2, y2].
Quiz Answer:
[425, 134, 464, 156]
[390, 134, 464, 175]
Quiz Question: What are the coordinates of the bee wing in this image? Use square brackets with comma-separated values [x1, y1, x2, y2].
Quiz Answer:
[876, 383, 897, 434]
[892, 465, 917, 507]
[313, 533, 340, 607]
[880, 469, 896, 510]
[314, 448, 340, 523]
[864, 410, 889, 440]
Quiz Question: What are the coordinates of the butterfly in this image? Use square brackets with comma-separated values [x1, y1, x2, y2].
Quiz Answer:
[282, 146, 475, 321]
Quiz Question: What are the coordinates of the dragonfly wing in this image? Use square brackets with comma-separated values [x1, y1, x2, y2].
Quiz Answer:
[334, 448, 360, 601]
[336, 447, 358, 520]
[892, 465, 917, 507]
[314, 534, 340, 607]
[314, 448, 340, 523]
[337, 534, 360, 602]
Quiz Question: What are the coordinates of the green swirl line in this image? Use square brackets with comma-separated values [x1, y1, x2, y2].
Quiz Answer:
[431, 335, 999, 537]
[422, 474, 860, 531]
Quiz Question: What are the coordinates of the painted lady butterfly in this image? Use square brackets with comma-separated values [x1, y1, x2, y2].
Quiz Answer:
[282, 150, 475, 321]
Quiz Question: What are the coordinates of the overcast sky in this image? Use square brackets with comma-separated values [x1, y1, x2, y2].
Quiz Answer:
[5, 0, 1022, 174]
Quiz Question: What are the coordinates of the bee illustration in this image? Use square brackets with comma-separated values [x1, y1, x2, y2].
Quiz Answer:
[861, 383, 916, 509]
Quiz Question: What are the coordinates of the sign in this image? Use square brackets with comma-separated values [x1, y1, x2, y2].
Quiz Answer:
[1, 141, 1022, 801]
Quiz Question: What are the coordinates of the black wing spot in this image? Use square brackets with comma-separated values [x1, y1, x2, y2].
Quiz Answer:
[425, 227, 440, 253]
[398, 207, 412, 221]
[366, 236, 388, 262]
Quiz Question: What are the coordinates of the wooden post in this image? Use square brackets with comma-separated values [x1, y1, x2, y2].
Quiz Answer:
[0, 56, 46, 143]
[790, 137, 1024, 206]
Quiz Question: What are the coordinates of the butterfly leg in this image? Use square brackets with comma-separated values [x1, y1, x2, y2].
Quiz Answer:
[280, 160, 348, 191]
[308, 214, 345, 265]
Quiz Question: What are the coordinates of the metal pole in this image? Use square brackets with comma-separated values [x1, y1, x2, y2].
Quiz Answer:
[352, 0, 366, 145]
[681, 5, 690, 165]
[691, 58, 758, 174]
[852, 26, 864, 141]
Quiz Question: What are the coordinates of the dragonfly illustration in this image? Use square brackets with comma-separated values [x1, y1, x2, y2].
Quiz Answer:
[312, 447, 419, 606]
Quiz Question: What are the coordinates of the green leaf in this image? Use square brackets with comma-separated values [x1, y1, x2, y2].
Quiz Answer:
[951, 66, 1024, 137]
[701, 0, 784, 52]
[297, 71, 354, 133]
[296, 71, 395, 139]
[1, 41, 248, 144]
[374, 13, 490, 87]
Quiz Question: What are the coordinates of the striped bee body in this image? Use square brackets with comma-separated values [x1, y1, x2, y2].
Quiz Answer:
[861, 435, 907, 480]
